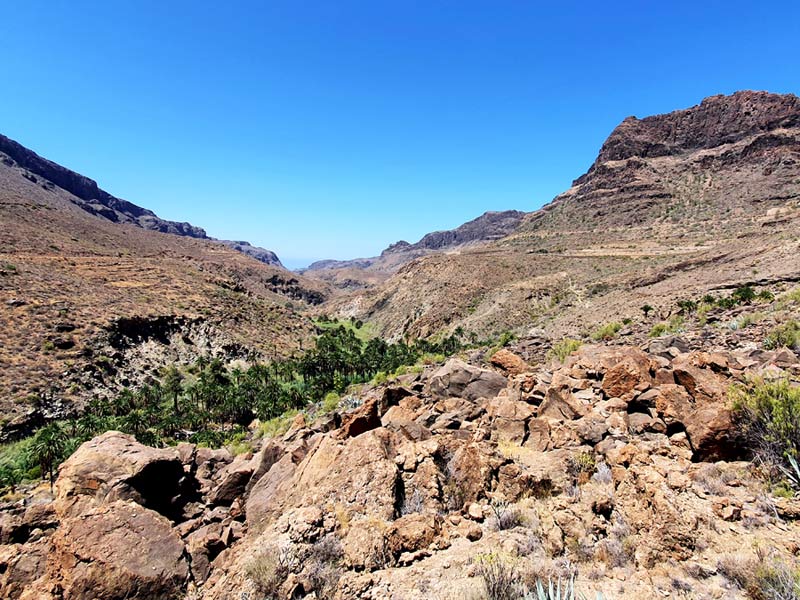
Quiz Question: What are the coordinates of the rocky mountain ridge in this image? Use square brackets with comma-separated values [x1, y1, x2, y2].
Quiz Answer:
[326, 90, 800, 340]
[0, 133, 284, 267]
[302, 210, 526, 290]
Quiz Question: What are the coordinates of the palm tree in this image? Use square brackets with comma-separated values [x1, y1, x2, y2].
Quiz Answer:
[28, 423, 68, 492]
[162, 366, 183, 415]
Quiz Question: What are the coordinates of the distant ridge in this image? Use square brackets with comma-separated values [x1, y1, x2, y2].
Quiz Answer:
[304, 209, 526, 277]
[0, 133, 284, 267]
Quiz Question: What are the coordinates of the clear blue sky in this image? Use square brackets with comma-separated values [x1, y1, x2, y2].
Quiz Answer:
[1, 1, 798, 268]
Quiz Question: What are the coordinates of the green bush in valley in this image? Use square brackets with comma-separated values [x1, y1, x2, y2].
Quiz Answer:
[549, 338, 582, 362]
[591, 322, 622, 341]
[764, 321, 800, 351]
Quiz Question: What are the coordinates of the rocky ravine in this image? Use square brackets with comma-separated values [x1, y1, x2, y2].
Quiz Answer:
[3, 335, 799, 599]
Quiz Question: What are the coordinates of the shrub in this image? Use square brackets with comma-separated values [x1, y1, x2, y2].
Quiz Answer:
[641, 304, 654, 318]
[307, 535, 343, 597]
[246, 546, 296, 598]
[764, 321, 800, 351]
[321, 391, 340, 414]
[473, 553, 526, 600]
[549, 339, 582, 362]
[731, 378, 800, 481]
[732, 285, 757, 304]
[489, 499, 525, 531]
[718, 549, 800, 600]
[257, 410, 301, 439]
[567, 452, 596, 480]
[591, 322, 622, 341]
[649, 315, 685, 338]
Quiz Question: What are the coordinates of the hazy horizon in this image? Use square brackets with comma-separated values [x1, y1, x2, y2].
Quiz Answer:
[2, 1, 798, 265]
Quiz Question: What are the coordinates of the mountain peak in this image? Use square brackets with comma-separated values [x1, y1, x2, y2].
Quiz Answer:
[593, 90, 800, 166]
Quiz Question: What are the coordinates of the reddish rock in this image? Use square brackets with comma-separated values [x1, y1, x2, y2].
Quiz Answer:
[490, 349, 530, 376]
[54, 431, 184, 519]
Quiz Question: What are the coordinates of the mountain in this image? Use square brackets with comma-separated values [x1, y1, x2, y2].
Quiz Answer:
[302, 210, 526, 289]
[0, 135, 327, 438]
[326, 91, 800, 339]
[3, 91, 800, 600]
[0, 133, 284, 267]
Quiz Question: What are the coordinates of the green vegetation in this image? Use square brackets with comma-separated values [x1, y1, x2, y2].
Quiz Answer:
[648, 315, 685, 338]
[640, 304, 654, 318]
[775, 286, 800, 310]
[731, 378, 800, 490]
[764, 320, 800, 351]
[548, 338, 582, 362]
[313, 315, 377, 343]
[590, 322, 622, 341]
[1, 323, 466, 491]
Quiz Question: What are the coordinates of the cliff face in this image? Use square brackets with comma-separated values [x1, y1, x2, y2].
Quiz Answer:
[590, 91, 800, 165]
[523, 90, 800, 233]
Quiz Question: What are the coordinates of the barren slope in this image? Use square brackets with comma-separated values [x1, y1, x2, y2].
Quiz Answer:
[0, 149, 328, 437]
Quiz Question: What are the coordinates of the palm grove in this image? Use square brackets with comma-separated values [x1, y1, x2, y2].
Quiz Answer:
[0, 321, 467, 490]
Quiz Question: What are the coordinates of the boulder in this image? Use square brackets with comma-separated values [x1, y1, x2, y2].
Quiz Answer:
[0, 539, 49, 599]
[54, 431, 184, 519]
[601, 354, 652, 400]
[490, 349, 530, 376]
[207, 453, 256, 506]
[45, 500, 189, 600]
[386, 513, 441, 556]
[247, 430, 399, 527]
[429, 359, 507, 402]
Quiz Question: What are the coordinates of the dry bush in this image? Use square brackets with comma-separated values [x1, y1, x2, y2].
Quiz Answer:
[246, 545, 294, 598]
[718, 549, 800, 600]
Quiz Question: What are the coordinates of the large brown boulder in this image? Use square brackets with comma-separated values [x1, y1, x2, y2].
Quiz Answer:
[55, 431, 184, 519]
[0, 539, 49, 599]
[429, 359, 507, 402]
[247, 429, 399, 527]
[43, 500, 188, 600]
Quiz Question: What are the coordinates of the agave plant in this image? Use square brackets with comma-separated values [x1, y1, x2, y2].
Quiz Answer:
[780, 454, 800, 494]
[524, 577, 606, 600]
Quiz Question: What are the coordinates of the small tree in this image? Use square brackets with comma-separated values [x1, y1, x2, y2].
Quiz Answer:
[641, 304, 654, 318]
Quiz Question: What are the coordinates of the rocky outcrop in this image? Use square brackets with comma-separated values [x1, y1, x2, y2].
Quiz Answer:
[219, 240, 284, 267]
[591, 91, 800, 164]
[36, 500, 189, 600]
[54, 431, 186, 519]
[3, 334, 799, 599]
[381, 210, 526, 255]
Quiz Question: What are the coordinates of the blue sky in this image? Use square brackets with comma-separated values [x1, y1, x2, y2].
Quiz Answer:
[1, 1, 798, 268]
